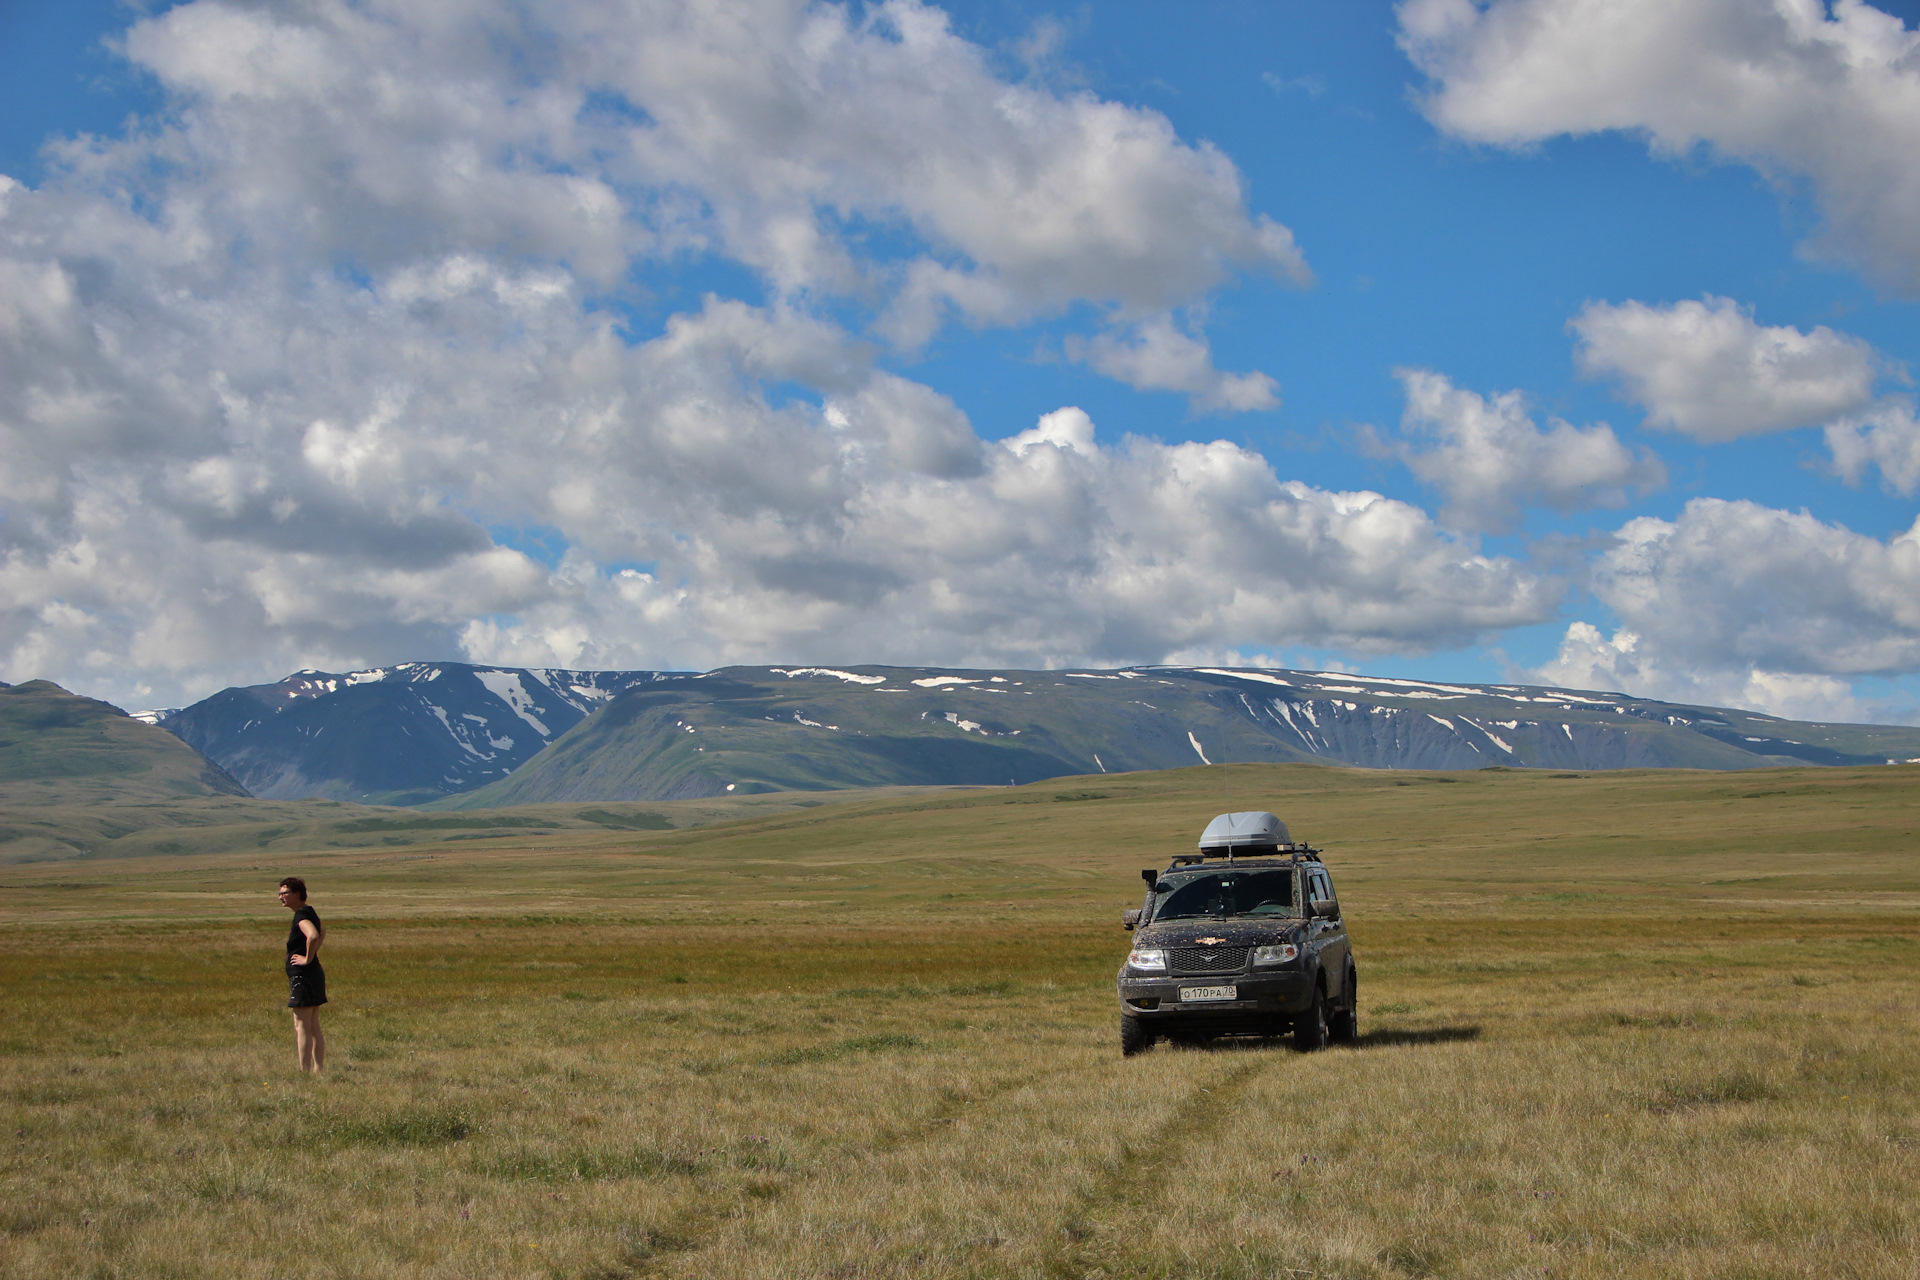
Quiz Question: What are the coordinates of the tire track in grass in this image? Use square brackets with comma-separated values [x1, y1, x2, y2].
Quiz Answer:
[1041, 1045, 1277, 1279]
[630, 1052, 1084, 1277]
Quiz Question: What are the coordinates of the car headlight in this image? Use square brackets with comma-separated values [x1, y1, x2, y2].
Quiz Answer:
[1127, 947, 1167, 972]
[1252, 943, 1299, 965]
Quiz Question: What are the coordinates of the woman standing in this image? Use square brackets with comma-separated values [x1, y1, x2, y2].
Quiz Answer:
[277, 877, 326, 1072]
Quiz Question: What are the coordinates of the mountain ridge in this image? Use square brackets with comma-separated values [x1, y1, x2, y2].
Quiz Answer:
[431, 663, 1920, 807]
[154, 662, 678, 804]
[143, 661, 1920, 808]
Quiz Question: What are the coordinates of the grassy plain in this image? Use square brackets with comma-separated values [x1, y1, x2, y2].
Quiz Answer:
[3, 762, 1918, 1278]
[0, 784, 947, 865]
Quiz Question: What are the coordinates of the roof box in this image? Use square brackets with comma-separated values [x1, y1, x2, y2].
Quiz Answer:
[1198, 810, 1290, 851]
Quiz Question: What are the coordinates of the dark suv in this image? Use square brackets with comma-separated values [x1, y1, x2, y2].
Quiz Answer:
[1116, 810, 1357, 1056]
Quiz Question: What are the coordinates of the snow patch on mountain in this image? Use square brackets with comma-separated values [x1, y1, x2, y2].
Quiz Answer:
[773, 668, 887, 685]
[474, 670, 552, 737]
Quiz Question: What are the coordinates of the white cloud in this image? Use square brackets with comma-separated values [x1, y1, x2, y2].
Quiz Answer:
[1064, 312, 1280, 415]
[1568, 295, 1920, 492]
[1387, 369, 1664, 531]
[824, 373, 983, 479]
[0, 0, 1358, 706]
[108, 0, 1305, 338]
[458, 401, 1558, 680]
[1530, 620, 1884, 722]
[1399, 0, 1920, 292]
[1531, 497, 1920, 720]
[1003, 406, 1099, 457]
[0, 173, 1543, 709]
[1571, 296, 1879, 441]
[1826, 398, 1920, 494]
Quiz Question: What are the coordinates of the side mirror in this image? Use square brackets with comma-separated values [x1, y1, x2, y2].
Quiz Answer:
[1311, 898, 1339, 919]
[1122, 908, 1142, 930]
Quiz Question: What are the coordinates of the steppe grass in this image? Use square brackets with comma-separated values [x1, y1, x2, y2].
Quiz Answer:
[2, 762, 1918, 1278]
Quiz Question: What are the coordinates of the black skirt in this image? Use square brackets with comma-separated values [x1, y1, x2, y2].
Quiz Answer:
[286, 958, 328, 1008]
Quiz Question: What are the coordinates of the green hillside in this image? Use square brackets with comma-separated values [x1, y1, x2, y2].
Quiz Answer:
[0, 680, 247, 803]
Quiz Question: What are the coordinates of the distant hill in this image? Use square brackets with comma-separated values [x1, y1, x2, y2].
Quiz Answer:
[0, 679, 256, 857]
[0, 680, 248, 805]
[432, 664, 1920, 807]
[154, 663, 678, 804]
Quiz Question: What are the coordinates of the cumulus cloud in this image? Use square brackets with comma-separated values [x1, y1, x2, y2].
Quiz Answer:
[1399, 0, 1920, 292]
[1530, 621, 1884, 722]
[1826, 398, 1920, 494]
[107, 0, 1302, 363]
[0, 0, 1364, 706]
[1531, 496, 1920, 720]
[457, 399, 1558, 678]
[1386, 369, 1664, 532]
[1571, 297, 1880, 442]
[1064, 312, 1280, 415]
[0, 0, 1548, 710]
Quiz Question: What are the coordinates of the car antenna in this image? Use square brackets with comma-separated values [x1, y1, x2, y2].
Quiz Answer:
[1222, 720, 1232, 863]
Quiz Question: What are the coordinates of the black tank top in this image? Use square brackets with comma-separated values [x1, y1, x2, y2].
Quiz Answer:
[287, 904, 322, 958]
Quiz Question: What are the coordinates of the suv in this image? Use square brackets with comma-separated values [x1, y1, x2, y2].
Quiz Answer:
[1116, 810, 1357, 1056]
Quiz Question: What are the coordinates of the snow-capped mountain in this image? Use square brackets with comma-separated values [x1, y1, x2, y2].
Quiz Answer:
[156, 662, 678, 803]
[157, 661, 1920, 807]
[439, 664, 1920, 807]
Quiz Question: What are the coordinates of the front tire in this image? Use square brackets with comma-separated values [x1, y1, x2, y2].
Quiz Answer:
[1328, 965, 1358, 1045]
[1294, 985, 1328, 1053]
[1120, 1012, 1155, 1057]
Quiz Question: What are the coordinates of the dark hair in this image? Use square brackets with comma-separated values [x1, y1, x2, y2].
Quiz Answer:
[279, 876, 308, 900]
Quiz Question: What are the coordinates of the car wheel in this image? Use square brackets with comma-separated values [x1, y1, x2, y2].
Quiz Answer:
[1328, 965, 1358, 1045]
[1120, 1012, 1155, 1057]
[1294, 985, 1328, 1053]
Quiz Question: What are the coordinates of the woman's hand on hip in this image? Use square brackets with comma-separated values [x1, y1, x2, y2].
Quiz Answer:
[290, 954, 308, 965]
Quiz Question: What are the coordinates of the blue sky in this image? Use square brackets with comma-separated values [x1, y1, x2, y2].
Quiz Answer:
[3, 0, 1920, 721]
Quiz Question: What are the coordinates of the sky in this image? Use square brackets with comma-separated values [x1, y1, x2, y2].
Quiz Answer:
[3, 0, 1920, 723]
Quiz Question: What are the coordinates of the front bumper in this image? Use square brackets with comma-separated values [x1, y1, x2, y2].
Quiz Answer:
[1116, 969, 1313, 1021]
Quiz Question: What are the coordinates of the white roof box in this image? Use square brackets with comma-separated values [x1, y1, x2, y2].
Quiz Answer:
[1199, 810, 1290, 851]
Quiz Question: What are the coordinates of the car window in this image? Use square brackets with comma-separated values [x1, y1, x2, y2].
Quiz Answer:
[1310, 870, 1334, 906]
[1151, 868, 1299, 921]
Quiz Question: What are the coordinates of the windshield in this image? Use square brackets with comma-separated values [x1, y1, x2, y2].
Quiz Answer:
[1151, 868, 1298, 922]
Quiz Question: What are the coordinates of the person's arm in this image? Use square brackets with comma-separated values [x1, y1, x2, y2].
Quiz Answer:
[293, 917, 321, 965]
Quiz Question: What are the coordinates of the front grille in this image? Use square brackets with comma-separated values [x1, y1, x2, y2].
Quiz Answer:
[1169, 946, 1250, 976]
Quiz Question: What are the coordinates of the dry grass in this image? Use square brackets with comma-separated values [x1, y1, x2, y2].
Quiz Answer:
[2, 762, 1918, 1278]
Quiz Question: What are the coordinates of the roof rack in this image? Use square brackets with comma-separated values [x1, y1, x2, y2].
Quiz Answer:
[1167, 844, 1321, 868]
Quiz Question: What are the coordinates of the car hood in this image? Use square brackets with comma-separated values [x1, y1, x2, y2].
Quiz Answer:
[1135, 917, 1303, 947]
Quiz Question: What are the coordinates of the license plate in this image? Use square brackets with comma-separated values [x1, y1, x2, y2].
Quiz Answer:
[1178, 985, 1237, 1002]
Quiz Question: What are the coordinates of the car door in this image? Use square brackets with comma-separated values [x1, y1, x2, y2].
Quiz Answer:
[1307, 867, 1349, 1000]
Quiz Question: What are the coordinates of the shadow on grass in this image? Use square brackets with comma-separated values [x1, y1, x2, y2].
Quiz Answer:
[1170, 1025, 1483, 1053]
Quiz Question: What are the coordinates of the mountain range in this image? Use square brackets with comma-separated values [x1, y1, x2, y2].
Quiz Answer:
[0, 677, 876, 863]
[151, 663, 674, 804]
[142, 663, 1920, 807]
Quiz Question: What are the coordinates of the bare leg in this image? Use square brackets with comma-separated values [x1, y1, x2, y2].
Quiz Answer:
[292, 1007, 325, 1072]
